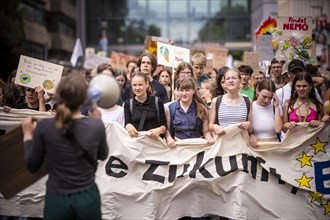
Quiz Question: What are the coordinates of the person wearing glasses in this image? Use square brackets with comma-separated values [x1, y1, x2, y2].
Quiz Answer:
[269, 58, 286, 89]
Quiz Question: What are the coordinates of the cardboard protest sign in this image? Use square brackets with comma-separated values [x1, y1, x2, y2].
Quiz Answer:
[83, 54, 111, 70]
[144, 35, 173, 57]
[256, 35, 274, 61]
[157, 42, 190, 68]
[243, 52, 260, 74]
[0, 125, 47, 199]
[110, 51, 138, 71]
[206, 48, 228, 69]
[272, 16, 314, 62]
[14, 55, 63, 94]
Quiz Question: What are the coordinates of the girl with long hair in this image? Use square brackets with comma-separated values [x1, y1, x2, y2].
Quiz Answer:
[165, 76, 214, 148]
[124, 72, 167, 138]
[209, 69, 253, 136]
[22, 74, 108, 220]
[249, 79, 282, 148]
[283, 72, 323, 132]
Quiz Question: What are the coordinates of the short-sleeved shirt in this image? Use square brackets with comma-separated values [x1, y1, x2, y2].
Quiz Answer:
[239, 87, 254, 100]
[170, 100, 202, 139]
[124, 95, 167, 131]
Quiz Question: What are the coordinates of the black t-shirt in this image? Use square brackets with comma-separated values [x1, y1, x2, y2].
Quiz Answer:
[124, 95, 167, 131]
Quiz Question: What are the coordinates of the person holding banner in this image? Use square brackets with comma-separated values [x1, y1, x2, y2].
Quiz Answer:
[165, 77, 214, 148]
[249, 79, 282, 148]
[209, 69, 253, 135]
[124, 72, 167, 138]
[21, 74, 108, 220]
[283, 72, 323, 132]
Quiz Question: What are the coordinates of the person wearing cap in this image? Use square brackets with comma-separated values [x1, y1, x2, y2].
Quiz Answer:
[276, 59, 306, 117]
[269, 59, 286, 89]
[276, 59, 323, 119]
[238, 64, 254, 100]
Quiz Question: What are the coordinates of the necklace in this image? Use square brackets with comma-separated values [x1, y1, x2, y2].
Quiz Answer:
[297, 99, 310, 122]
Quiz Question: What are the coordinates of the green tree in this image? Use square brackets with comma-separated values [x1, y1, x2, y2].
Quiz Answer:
[198, 4, 249, 43]
[0, 0, 25, 81]
[147, 24, 161, 36]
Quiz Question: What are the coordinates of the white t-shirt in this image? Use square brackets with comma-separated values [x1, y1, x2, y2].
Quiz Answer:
[252, 101, 277, 139]
[98, 105, 125, 126]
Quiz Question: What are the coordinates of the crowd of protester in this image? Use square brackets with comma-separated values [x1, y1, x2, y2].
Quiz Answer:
[0, 51, 330, 220]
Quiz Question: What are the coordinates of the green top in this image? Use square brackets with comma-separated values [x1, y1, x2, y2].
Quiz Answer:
[239, 86, 254, 100]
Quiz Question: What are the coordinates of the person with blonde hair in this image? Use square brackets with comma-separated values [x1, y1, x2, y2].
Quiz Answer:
[200, 79, 217, 108]
[191, 53, 210, 86]
[249, 79, 282, 147]
[209, 69, 253, 136]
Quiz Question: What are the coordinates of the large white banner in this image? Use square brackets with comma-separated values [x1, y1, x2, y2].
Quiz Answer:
[0, 108, 329, 219]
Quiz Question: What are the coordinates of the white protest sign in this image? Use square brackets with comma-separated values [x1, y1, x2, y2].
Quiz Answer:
[256, 35, 274, 61]
[14, 55, 63, 94]
[83, 54, 111, 70]
[157, 42, 190, 68]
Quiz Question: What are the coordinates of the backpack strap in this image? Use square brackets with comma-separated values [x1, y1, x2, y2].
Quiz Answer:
[169, 101, 178, 137]
[242, 96, 250, 121]
[215, 95, 223, 125]
[129, 98, 133, 115]
[155, 96, 160, 125]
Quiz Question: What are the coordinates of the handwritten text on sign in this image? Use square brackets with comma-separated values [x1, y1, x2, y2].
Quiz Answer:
[14, 55, 63, 94]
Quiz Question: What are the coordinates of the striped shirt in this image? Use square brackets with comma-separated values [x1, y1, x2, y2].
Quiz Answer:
[218, 98, 248, 128]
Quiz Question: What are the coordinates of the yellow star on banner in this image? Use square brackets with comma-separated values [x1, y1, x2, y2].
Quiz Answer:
[310, 137, 327, 154]
[308, 191, 323, 204]
[295, 173, 313, 188]
[322, 199, 330, 215]
[296, 152, 313, 168]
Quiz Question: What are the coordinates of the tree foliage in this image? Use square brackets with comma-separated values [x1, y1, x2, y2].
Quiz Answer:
[0, 0, 25, 81]
[197, 4, 249, 43]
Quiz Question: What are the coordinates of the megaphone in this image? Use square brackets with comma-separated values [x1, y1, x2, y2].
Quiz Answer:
[87, 74, 121, 108]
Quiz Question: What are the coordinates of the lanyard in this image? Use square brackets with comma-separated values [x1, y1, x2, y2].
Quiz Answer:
[297, 99, 310, 122]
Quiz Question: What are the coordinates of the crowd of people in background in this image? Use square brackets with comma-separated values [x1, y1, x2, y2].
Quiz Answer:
[0, 51, 330, 220]
[1, 51, 330, 145]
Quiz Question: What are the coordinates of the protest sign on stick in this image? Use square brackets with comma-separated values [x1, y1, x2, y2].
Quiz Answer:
[157, 42, 190, 68]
